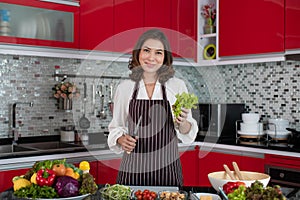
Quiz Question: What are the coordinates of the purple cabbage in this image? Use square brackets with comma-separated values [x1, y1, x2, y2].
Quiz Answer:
[55, 176, 80, 197]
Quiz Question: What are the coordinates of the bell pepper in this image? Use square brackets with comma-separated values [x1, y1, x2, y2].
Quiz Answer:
[223, 181, 246, 194]
[36, 169, 56, 187]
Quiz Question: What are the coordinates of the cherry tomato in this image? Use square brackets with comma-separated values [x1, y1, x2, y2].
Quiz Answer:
[150, 191, 157, 198]
[136, 194, 142, 200]
[135, 190, 142, 196]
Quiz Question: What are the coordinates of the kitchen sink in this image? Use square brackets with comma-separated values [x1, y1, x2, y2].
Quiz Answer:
[18, 141, 85, 150]
[0, 144, 36, 154]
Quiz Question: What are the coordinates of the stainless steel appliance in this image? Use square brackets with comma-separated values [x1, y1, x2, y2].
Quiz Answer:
[193, 103, 245, 141]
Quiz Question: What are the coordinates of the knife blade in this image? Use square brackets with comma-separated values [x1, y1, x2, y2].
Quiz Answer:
[132, 115, 142, 137]
[126, 116, 142, 154]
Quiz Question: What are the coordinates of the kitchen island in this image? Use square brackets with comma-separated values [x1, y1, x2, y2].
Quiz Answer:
[0, 136, 299, 193]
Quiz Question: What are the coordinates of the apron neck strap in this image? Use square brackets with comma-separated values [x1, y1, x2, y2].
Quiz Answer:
[131, 81, 168, 100]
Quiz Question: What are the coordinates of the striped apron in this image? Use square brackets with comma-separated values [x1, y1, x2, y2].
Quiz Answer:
[116, 82, 183, 186]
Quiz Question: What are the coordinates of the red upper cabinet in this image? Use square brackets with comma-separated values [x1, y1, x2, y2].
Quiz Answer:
[144, 0, 173, 54]
[219, 0, 284, 57]
[171, 0, 197, 60]
[113, 0, 144, 54]
[80, 0, 114, 51]
[285, 0, 300, 51]
[0, 0, 79, 49]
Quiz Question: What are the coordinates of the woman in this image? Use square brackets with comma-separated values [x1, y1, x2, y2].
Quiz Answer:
[107, 29, 198, 186]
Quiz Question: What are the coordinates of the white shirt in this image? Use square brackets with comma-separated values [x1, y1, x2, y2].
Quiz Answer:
[107, 77, 198, 154]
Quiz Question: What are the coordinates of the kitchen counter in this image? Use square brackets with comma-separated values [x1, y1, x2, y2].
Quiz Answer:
[0, 136, 299, 170]
[0, 185, 216, 200]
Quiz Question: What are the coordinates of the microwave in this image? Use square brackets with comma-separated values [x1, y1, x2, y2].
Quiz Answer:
[192, 103, 246, 141]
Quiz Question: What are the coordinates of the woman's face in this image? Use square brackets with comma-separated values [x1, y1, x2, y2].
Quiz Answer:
[139, 38, 164, 76]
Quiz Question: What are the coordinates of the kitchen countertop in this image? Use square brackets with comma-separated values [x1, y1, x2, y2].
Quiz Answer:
[0, 134, 299, 171]
[0, 185, 217, 200]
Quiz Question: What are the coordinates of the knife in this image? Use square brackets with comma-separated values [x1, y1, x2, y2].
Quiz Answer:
[126, 116, 142, 154]
[131, 115, 142, 137]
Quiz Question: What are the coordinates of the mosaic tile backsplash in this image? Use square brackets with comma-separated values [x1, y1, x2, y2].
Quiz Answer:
[0, 54, 299, 138]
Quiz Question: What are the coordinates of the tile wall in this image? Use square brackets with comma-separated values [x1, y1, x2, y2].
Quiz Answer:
[0, 54, 299, 138]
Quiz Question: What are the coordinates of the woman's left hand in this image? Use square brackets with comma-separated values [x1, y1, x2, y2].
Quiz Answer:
[175, 108, 189, 125]
[175, 108, 191, 134]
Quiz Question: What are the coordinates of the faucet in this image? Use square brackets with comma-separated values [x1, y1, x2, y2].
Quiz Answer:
[12, 102, 34, 144]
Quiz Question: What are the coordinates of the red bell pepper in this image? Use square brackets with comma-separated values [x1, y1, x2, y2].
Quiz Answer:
[223, 181, 246, 194]
[36, 169, 56, 187]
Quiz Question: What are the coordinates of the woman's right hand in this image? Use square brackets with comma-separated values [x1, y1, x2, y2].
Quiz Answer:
[117, 134, 138, 153]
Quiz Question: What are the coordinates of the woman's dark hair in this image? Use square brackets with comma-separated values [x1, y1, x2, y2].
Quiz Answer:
[128, 29, 175, 83]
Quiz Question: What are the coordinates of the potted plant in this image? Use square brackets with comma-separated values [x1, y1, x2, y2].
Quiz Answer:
[201, 3, 217, 34]
[53, 82, 80, 110]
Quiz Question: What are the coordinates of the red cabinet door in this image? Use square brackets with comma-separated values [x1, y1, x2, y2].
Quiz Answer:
[285, 0, 300, 50]
[198, 151, 243, 187]
[0, 0, 79, 49]
[80, 0, 114, 51]
[98, 159, 121, 184]
[265, 154, 300, 170]
[144, 0, 172, 51]
[113, 0, 144, 54]
[219, 0, 284, 57]
[180, 147, 199, 186]
[171, 0, 197, 60]
[239, 156, 264, 173]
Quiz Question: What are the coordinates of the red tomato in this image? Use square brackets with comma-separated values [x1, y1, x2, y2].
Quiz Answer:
[143, 193, 150, 200]
[135, 190, 142, 196]
[143, 189, 150, 194]
[136, 194, 142, 200]
[150, 191, 157, 198]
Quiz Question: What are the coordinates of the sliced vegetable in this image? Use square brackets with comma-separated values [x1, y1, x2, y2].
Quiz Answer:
[100, 184, 131, 200]
[36, 169, 56, 187]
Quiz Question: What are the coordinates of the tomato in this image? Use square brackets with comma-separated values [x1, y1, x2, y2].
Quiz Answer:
[150, 191, 157, 198]
[136, 194, 143, 200]
[143, 189, 150, 194]
[135, 190, 142, 196]
[51, 163, 66, 176]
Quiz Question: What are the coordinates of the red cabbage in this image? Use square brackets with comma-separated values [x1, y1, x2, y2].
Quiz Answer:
[55, 176, 80, 197]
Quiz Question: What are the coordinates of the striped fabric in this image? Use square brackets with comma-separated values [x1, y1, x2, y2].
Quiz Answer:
[117, 82, 183, 186]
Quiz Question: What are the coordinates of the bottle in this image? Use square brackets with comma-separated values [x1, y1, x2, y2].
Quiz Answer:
[54, 65, 60, 81]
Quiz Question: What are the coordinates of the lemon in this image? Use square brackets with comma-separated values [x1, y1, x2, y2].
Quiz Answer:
[30, 173, 37, 184]
[79, 161, 90, 171]
[13, 178, 31, 191]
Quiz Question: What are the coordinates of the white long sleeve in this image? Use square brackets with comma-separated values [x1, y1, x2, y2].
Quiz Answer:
[107, 77, 198, 154]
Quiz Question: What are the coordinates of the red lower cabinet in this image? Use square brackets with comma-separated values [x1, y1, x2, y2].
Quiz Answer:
[180, 147, 199, 186]
[239, 155, 265, 173]
[265, 154, 300, 170]
[97, 158, 121, 185]
[0, 168, 29, 192]
[198, 151, 243, 187]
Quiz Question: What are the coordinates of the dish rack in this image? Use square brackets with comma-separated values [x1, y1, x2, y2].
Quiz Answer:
[235, 120, 269, 141]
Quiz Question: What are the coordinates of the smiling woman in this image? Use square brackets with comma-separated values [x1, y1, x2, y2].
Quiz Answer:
[107, 29, 198, 187]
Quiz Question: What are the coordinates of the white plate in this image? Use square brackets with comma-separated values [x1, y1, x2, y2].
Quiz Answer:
[25, 194, 90, 200]
[266, 130, 290, 136]
[238, 130, 265, 136]
[195, 193, 221, 200]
